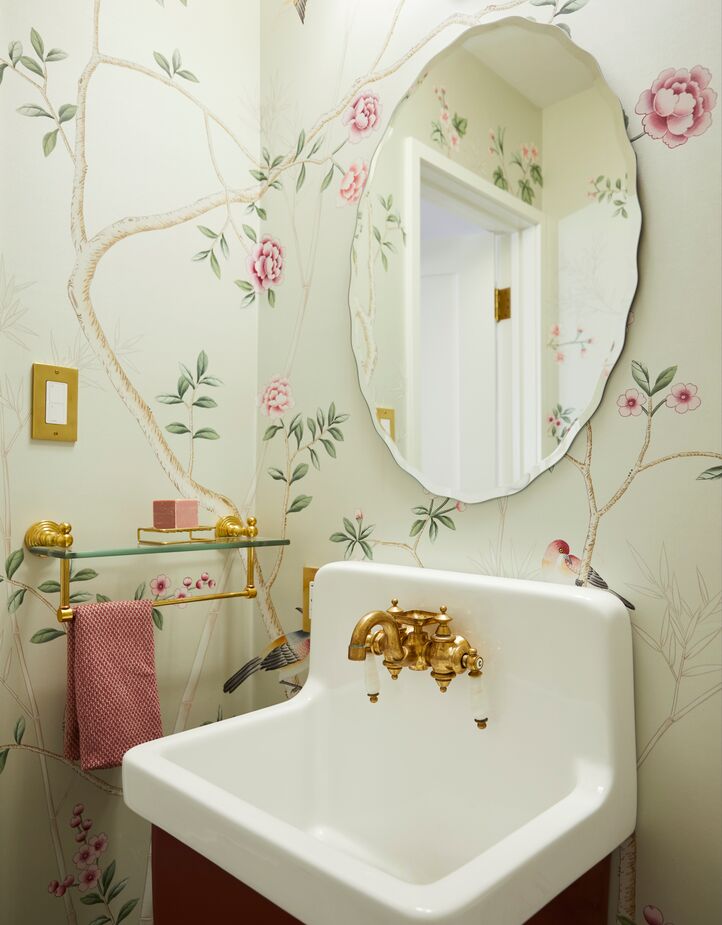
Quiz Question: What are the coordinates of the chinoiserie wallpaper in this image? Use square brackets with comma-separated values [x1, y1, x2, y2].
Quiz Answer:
[0, 2, 720, 925]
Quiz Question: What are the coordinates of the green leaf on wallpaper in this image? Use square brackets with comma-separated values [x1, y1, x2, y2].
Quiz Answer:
[116, 898, 140, 923]
[58, 103, 77, 123]
[697, 465, 722, 480]
[651, 365, 677, 395]
[192, 396, 217, 408]
[200, 375, 222, 387]
[436, 515, 456, 531]
[80, 892, 104, 905]
[38, 580, 61, 593]
[557, 0, 591, 13]
[17, 103, 52, 118]
[7, 589, 25, 613]
[530, 163, 543, 187]
[320, 165, 334, 192]
[69, 593, 93, 604]
[328, 427, 344, 442]
[631, 361, 651, 395]
[555, 22, 572, 36]
[172, 48, 182, 72]
[290, 463, 309, 484]
[409, 519, 425, 538]
[267, 288, 276, 307]
[271, 155, 284, 169]
[107, 877, 129, 903]
[134, 583, 146, 601]
[177, 69, 199, 83]
[0, 63, 7, 84]
[193, 427, 220, 440]
[320, 438, 336, 458]
[197, 225, 217, 239]
[87, 917, 111, 925]
[309, 447, 320, 470]
[157, 393, 183, 404]
[153, 51, 172, 77]
[529, 0, 556, 5]
[287, 495, 312, 515]
[196, 350, 208, 379]
[0, 748, 9, 774]
[152, 608, 163, 630]
[242, 224, 257, 243]
[96, 594, 112, 603]
[13, 717, 26, 744]
[42, 130, 58, 157]
[5, 549, 24, 578]
[330, 533, 348, 543]
[8, 41, 23, 66]
[31, 627, 66, 643]
[263, 423, 283, 441]
[296, 162, 306, 192]
[250, 169, 267, 182]
[268, 467, 286, 482]
[192, 250, 210, 261]
[30, 28, 44, 59]
[295, 129, 305, 158]
[235, 279, 254, 292]
[219, 234, 229, 259]
[45, 48, 68, 62]
[71, 568, 98, 582]
[166, 422, 191, 435]
[20, 55, 44, 77]
[306, 417, 317, 438]
[209, 251, 221, 279]
[100, 860, 116, 895]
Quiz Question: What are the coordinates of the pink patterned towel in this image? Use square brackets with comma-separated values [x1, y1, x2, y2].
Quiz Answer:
[65, 600, 163, 771]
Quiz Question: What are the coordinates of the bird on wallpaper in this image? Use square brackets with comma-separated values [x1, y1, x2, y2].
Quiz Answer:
[223, 628, 311, 693]
[542, 539, 635, 610]
[286, 0, 308, 24]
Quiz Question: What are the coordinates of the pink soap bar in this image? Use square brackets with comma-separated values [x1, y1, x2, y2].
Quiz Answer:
[153, 499, 199, 529]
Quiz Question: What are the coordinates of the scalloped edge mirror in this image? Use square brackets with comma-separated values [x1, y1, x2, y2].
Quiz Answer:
[349, 16, 641, 504]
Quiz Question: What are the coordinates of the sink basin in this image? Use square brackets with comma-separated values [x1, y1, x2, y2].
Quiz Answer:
[123, 561, 636, 924]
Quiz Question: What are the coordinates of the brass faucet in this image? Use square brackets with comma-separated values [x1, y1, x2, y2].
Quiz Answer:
[348, 599, 487, 727]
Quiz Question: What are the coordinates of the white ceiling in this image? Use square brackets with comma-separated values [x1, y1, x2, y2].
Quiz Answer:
[462, 21, 596, 109]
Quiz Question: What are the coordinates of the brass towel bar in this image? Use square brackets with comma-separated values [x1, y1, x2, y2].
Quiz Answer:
[24, 516, 268, 624]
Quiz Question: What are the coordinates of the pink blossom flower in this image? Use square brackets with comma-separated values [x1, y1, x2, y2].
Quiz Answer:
[555, 419, 562, 427]
[208, 579, 216, 589]
[488, 146, 496, 156]
[643, 907, 665, 925]
[617, 388, 643, 416]
[338, 161, 368, 205]
[455, 500, 466, 512]
[665, 382, 701, 413]
[54, 884, 67, 898]
[530, 145, 539, 160]
[63, 875, 75, 887]
[73, 845, 97, 869]
[70, 815, 82, 828]
[450, 131, 460, 149]
[150, 574, 171, 596]
[88, 833, 108, 855]
[441, 110, 450, 124]
[195, 579, 203, 589]
[48, 880, 59, 894]
[635, 66, 717, 148]
[354, 509, 364, 521]
[581, 347, 587, 357]
[522, 145, 530, 159]
[550, 324, 560, 337]
[74, 832, 86, 843]
[200, 572, 209, 582]
[77, 867, 101, 893]
[248, 236, 284, 291]
[554, 351, 565, 364]
[81, 819, 92, 831]
[489, 129, 496, 141]
[73, 803, 84, 816]
[258, 375, 294, 417]
[343, 91, 382, 143]
[182, 576, 193, 588]
[547, 415, 555, 423]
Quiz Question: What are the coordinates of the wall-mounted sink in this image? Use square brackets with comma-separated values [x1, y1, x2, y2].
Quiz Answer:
[123, 561, 636, 924]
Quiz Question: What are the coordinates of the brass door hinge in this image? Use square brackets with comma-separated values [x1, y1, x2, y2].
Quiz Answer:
[494, 287, 511, 322]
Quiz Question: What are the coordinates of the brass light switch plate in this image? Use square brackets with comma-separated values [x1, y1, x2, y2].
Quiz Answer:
[31, 363, 78, 442]
[302, 567, 318, 633]
[376, 407, 396, 441]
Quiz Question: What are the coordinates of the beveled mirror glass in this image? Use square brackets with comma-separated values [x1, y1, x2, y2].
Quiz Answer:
[349, 18, 641, 503]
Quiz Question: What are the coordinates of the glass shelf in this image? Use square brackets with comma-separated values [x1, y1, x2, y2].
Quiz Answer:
[28, 538, 289, 560]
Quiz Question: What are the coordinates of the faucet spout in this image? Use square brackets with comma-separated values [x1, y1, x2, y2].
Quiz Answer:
[348, 610, 405, 662]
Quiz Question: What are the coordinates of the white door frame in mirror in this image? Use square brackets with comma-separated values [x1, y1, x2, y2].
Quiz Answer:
[402, 139, 571, 502]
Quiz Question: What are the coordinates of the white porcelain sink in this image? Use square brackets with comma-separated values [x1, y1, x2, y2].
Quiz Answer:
[123, 562, 636, 924]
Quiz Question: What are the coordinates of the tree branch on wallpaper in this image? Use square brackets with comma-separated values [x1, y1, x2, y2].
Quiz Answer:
[565, 362, 721, 585]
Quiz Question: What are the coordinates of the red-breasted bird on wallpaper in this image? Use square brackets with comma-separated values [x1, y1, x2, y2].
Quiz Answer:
[223, 629, 311, 694]
[542, 539, 635, 611]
